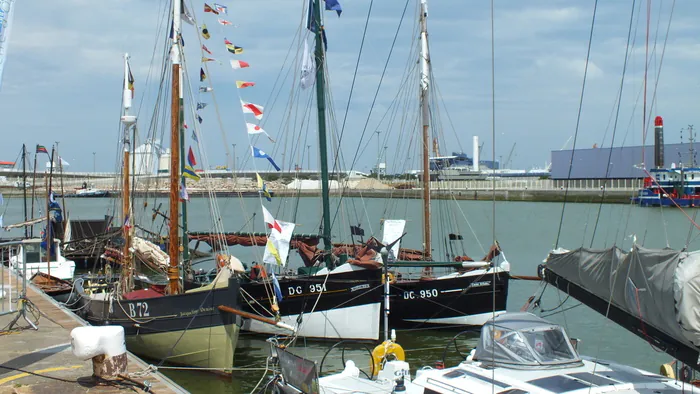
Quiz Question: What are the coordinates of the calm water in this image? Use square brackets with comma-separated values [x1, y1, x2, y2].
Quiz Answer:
[4, 195, 696, 393]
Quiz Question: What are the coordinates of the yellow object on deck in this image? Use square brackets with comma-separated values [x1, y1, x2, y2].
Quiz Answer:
[371, 340, 405, 377]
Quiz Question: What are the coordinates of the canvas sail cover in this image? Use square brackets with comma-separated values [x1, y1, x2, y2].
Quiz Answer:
[545, 245, 700, 350]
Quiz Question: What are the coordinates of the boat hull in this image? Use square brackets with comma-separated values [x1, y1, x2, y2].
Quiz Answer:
[72, 277, 241, 370]
[390, 270, 509, 328]
[240, 267, 382, 340]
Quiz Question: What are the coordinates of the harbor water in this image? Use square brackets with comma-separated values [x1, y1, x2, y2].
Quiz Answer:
[2, 196, 689, 393]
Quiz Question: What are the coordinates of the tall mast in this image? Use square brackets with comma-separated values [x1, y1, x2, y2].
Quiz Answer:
[312, 0, 332, 267]
[45, 146, 55, 273]
[168, 0, 182, 294]
[419, 0, 432, 261]
[30, 148, 37, 237]
[120, 53, 136, 293]
[21, 145, 27, 238]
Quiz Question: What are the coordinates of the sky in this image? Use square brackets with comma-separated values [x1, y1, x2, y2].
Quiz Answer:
[0, 0, 699, 173]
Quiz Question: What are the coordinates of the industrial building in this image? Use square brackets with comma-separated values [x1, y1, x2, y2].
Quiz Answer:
[550, 143, 700, 179]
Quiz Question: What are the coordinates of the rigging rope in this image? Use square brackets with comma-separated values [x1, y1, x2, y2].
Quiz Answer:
[554, 0, 599, 249]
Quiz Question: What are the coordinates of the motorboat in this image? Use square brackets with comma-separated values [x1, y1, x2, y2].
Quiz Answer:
[273, 313, 699, 394]
[10, 239, 76, 280]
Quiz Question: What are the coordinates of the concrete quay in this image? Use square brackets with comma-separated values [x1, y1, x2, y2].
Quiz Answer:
[0, 269, 188, 394]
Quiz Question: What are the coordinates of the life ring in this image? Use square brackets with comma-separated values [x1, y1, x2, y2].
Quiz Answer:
[250, 263, 268, 280]
[216, 254, 228, 269]
[659, 363, 675, 379]
[370, 340, 405, 377]
[381, 272, 396, 285]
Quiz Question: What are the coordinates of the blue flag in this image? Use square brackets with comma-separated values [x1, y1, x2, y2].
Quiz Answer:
[252, 146, 281, 171]
[271, 272, 283, 301]
[324, 0, 342, 16]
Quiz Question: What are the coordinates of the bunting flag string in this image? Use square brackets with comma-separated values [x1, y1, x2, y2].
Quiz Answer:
[199, 68, 206, 82]
[218, 18, 233, 26]
[230, 60, 250, 69]
[226, 44, 243, 54]
[202, 45, 212, 54]
[214, 3, 228, 14]
[199, 86, 212, 92]
[246, 123, 275, 142]
[236, 80, 254, 89]
[196, 102, 208, 110]
[183, 165, 201, 181]
[256, 173, 272, 201]
[187, 146, 197, 166]
[202, 57, 216, 62]
[204, 3, 219, 14]
[241, 100, 264, 120]
[252, 147, 281, 171]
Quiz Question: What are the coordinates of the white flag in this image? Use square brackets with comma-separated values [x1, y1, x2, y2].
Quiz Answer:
[263, 220, 295, 266]
[300, 39, 316, 90]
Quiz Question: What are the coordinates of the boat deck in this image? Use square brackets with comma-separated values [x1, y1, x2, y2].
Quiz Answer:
[0, 269, 188, 394]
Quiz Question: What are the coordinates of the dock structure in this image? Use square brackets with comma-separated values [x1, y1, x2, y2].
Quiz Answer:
[0, 269, 188, 394]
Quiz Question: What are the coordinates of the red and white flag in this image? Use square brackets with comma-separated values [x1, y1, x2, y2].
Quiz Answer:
[241, 100, 263, 120]
[202, 45, 212, 55]
[230, 60, 250, 69]
[218, 18, 233, 26]
[236, 80, 255, 89]
[261, 205, 282, 233]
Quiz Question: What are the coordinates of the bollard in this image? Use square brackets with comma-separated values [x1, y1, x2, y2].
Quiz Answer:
[71, 326, 127, 379]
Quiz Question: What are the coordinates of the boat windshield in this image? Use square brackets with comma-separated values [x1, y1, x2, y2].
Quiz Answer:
[474, 314, 581, 368]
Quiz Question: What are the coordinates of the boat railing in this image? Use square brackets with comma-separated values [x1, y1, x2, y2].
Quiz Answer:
[0, 238, 45, 330]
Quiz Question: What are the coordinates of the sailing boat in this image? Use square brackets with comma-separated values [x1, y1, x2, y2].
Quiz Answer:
[188, 0, 382, 341]
[383, 0, 510, 328]
[70, 2, 243, 370]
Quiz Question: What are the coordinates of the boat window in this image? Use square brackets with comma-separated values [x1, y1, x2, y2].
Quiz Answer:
[526, 376, 590, 392]
[475, 324, 581, 368]
[23, 243, 42, 262]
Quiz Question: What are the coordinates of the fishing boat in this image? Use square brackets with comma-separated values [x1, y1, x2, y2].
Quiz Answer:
[70, 1, 246, 369]
[633, 117, 700, 207]
[380, 0, 509, 328]
[187, 0, 382, 341]
[273, 313, 698, 394]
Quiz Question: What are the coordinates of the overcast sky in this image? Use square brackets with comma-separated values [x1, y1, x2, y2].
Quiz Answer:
[0, 0, 697, 173]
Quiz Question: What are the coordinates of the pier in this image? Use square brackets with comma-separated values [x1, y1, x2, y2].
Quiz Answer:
[0, 268, 188, 394]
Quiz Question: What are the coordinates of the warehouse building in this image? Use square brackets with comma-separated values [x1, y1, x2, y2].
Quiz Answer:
[551, 142, 700, 180]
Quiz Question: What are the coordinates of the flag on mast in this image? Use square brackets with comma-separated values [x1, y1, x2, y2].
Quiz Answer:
[230, 60, 250, 69]
[201, 24, 210, 39]
[236, 80, 255, 88]
[218, 18, 233, 26]
[252, 146, 281, 171]
[204, 3, 219, 14]
[214, 3, 228, 14]
[256, 173, 272, 201]
[187, 147, 197, 167]
[36, 145, 48, 154]
[300, 38, 316, 89]
[241, 100, 263, 120]
[261, 205, 282, 233]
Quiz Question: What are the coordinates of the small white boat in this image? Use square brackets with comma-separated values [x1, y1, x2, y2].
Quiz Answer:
[10, 239, 76, 280]
[274, 313, 699, 394]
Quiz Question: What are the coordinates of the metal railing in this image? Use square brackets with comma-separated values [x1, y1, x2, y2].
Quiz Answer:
[1, 239, 44, 330]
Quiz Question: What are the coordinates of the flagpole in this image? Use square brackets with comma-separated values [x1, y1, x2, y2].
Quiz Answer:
[30, 148, 38, 238]
[167, 0, 183, 295]
[45, 146, 55, 276]
[21, 144, 28, 239]
[312, 0, 333, 268]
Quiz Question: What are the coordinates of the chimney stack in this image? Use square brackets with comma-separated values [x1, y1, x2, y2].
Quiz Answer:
[654, 116, 664, 168]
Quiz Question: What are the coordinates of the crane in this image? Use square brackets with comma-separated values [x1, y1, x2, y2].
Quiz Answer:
[504, 143, 516, 169]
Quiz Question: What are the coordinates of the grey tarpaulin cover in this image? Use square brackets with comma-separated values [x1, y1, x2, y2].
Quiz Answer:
[545, 246, 700, 350]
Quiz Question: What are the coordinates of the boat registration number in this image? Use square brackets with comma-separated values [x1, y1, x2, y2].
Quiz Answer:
[127, 302, 150, 318]
[288, 284, 327, 296]
[403, 289, 438, 299]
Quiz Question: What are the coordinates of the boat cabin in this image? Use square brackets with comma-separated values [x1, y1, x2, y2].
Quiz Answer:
[473, 312, 582, 369]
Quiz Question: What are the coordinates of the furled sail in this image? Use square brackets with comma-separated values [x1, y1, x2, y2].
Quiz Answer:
[543, 245, 700, 369]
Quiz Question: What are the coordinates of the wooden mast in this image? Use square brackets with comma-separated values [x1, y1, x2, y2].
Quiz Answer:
[312, 0, 333, 267]
[120, 53, 136, 294]
[167, 0, 182, 294]
[419, 0, 432, 264]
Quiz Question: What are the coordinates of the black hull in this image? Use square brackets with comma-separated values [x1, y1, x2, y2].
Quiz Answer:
[543, 268, 700, 370]
[390, 271, 509, 328]
[240, 268, 382, 339]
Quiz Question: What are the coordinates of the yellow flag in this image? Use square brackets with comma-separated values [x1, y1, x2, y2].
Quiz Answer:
[256, 172, 264, 189]
[235, 80, 255, 89]
[266, 239, 282, 265]
[201, 24, 210, 39]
